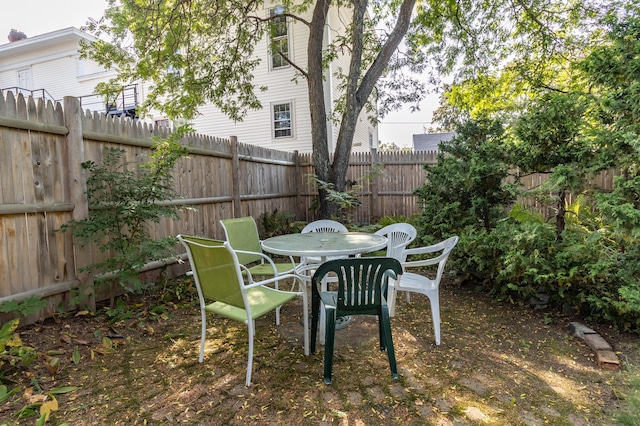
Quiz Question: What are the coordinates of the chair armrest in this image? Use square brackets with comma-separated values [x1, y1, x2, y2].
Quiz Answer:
[238, 263, 254, 282]
[402, 245, 449, 269]
[243, 273, 299, 290]
[234, 249, 280, 274]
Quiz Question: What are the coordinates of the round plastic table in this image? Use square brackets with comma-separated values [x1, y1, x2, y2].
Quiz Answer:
[262, 232, 388, 344]
[261, 231, 388, 259]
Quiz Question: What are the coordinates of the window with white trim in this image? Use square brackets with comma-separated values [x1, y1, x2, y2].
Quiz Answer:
[273, 102, 292, 138]
[269, 6, 290, 69]
[155, 119, 171, 128]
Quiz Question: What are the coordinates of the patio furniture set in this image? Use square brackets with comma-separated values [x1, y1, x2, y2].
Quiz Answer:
[177, 217, 458, 386]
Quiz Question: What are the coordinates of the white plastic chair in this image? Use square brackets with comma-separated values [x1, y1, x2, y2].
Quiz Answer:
[374, 223, 418, 259]
[300, 220, 348, 265]
[301, 220, 348, 234]
[387, 236, 459, 345]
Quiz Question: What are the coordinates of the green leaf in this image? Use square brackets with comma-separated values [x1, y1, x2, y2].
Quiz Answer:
[508, 204, 544, 224]
[0, 385, 19, 403]
[72, 347, 81, 365]
[0, 319, 20, 350]
[48, 386, 79, 395]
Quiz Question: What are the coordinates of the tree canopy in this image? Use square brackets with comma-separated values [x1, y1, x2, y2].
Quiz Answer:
[83, 0, 603, 217]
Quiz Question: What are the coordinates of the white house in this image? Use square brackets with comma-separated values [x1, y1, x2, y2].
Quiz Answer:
[0, 4, 377, 154]
[0, 28, 129, 115]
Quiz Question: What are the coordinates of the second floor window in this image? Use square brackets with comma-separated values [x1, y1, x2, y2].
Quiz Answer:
[273, 103, 292, 138]
[269, 6, 289, 69]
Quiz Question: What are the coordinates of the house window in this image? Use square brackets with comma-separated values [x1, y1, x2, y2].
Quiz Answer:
[269, 6, 289, 69]
[155, 119, 171, 128]
[273, 102, 292, 138]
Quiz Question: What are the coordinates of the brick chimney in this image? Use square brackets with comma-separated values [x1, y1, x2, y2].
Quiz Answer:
[8, 29, 27, 43]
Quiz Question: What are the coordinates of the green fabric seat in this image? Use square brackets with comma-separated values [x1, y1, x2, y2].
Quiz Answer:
[310, 257, 403, 384]
[177, 235, 309, 386]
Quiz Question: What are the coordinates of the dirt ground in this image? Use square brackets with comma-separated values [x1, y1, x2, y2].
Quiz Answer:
[2, 277, 639, 425]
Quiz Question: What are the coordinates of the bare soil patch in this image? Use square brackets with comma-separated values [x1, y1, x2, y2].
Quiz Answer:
[2, 277, 638, 425]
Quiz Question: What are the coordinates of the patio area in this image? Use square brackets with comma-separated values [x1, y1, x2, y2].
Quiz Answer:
[6, 275, 636, 425]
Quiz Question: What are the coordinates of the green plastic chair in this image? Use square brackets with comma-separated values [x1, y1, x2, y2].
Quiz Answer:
[221, 217, 299, 324]
[177, 235, 309, 386]
[310, 257, 403, 384]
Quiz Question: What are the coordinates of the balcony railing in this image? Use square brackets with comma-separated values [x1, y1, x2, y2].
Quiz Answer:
[1, 84, 139, 119]
[1, 87, 57, 104]
[78, 84, 138, 119]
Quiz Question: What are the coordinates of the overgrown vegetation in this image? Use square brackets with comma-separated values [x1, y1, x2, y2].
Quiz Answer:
[60, 128, 189, 294]
[1, 318, 78, 425]
[418, 6, 640, 332]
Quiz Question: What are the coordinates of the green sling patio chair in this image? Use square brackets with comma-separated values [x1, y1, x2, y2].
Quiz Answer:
[221, 216, 299, 324]
[310, 257, 403, 384]
[177, 235, 309, 386]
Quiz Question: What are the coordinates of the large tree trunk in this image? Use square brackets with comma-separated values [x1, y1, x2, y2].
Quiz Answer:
[556, 189, 566, 242]
[308, 0, 332, 217]
[309, 0, 416, 219]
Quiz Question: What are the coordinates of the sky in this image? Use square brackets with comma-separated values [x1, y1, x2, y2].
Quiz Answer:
[2, 0, 438, 148]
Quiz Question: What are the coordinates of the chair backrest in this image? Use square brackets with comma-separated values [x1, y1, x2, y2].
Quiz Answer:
[301, 220, 348, 234]
[312, 257, 402, 314]
[374, 223, 417, 260]
[178, 235, 245, 309]
[431, 236, 459, 284]
[220, 217, 263, 265]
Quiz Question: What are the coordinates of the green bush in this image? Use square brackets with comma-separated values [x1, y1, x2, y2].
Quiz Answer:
[60, 128, 189, 293]
[415, 118, 517, 242]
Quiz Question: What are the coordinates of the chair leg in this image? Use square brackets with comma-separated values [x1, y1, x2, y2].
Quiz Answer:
[378, 314, 386, 351]
[323, 308, 337, 384]
[199, 305, 207, 363]
[310, 291, 321, 354]
[246, 320, 255, 386]
[428, 291, 441, 345]
[380, 305, 398, 379]
[299, 280, 310, 355]
[275, 279, 281, 325]
[387, 281, 397, 317]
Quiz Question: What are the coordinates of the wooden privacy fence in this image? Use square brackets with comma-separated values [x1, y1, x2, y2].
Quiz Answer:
[0, 93, 436, 324]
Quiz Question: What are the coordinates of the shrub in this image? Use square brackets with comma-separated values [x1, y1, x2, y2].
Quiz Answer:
[60, 128, 189, 293]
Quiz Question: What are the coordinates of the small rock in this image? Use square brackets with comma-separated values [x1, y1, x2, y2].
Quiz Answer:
[567, 322, 596, 339]
[465, 406, 488, 421]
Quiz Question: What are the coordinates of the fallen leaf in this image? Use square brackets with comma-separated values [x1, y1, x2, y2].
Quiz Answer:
[40, 398, 59, 421]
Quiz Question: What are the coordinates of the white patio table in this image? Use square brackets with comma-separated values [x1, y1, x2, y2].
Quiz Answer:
[261, 232, 388, 344]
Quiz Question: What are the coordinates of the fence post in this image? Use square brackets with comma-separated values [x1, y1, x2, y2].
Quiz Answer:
[370, 148, 379, 221]
[63, 96, 95, 311]
[230, 136, 241, 217]
[294, 150, 304, 220]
